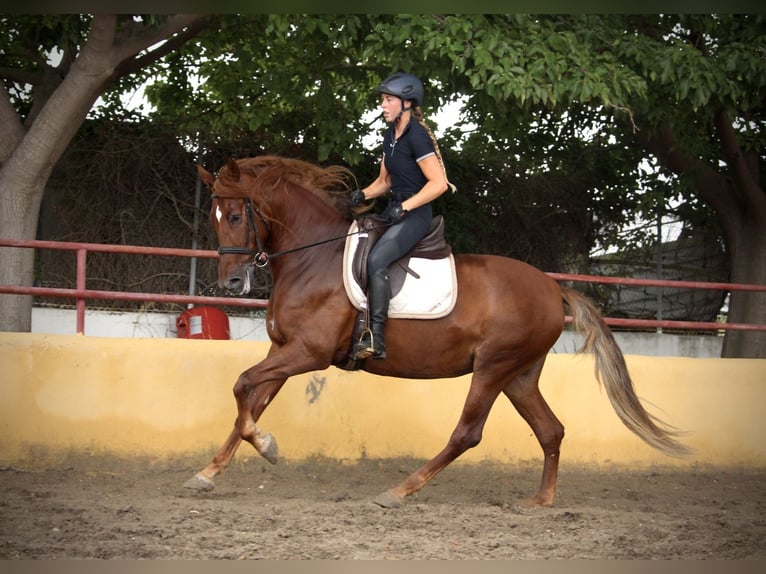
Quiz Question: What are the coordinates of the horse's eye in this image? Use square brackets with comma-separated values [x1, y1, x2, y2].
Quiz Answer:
[229, 213, 243, 225]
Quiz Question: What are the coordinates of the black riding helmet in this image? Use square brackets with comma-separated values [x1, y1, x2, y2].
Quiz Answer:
[376, 72, 424, 107]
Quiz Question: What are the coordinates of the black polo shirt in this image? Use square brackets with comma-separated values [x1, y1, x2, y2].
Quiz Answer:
[382, 120, 437, 202]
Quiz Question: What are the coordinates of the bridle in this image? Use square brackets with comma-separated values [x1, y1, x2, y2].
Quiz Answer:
[212, 195, 272, 268]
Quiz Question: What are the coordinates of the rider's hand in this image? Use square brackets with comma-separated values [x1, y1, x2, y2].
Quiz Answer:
[349, 188, 366, 208]
[383, 201, 408, 225]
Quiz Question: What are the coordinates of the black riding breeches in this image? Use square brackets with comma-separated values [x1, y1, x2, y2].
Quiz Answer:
[367, 210, 431, 281]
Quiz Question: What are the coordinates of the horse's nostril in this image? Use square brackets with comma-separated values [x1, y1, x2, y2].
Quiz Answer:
[224, 277, 243, 292]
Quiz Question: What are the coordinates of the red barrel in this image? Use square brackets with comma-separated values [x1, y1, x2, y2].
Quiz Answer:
[176, 306, 230, 340]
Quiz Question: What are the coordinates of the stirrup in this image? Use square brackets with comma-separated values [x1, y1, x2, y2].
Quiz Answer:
[352, 329, 386, 360]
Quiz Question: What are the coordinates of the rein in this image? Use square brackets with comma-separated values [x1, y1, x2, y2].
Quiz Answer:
[213, 194, 390, 268]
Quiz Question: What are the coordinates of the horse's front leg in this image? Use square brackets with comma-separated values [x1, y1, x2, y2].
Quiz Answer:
[233, 373, 284, 464]
[183, 343, 325, 492]
[183, 377, 285, 492]
[183, 376, 283, 491]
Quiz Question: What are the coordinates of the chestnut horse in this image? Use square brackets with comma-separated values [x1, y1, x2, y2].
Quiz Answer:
[185, 155, 689, 508]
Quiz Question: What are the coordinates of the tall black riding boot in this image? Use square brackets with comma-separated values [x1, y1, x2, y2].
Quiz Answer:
[352, 270, 390, 360]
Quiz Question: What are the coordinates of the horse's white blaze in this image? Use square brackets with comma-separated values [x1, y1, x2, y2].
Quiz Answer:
[215, 205, 223, 223]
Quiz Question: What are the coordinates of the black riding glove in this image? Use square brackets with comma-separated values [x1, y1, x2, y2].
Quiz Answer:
[383, 201, 408, 225]
[349, 188, 366, 208]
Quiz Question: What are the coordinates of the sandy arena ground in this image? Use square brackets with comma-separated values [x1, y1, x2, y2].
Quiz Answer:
[1, 454, 763, 560]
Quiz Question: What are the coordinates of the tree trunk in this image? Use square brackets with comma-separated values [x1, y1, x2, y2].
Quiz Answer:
[713, 111, 766, 358]
[1, 15, 207, 332]
[721, 217, 766, 358]
[0, 195, 39, 332]
[0, 78, 109, 331]
[637, 117, 766, 358]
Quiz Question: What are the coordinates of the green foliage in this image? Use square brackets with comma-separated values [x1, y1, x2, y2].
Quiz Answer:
[619, 15, 766, 158]
[136, 15, 390, 165]
[6, 13, 762, 266]
[96, 13, 758, 262]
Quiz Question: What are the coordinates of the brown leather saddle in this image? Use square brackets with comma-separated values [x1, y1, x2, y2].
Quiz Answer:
[351, 214, 452, 298]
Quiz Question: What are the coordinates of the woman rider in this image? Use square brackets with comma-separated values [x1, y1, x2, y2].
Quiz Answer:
[349, 72, 453, 360]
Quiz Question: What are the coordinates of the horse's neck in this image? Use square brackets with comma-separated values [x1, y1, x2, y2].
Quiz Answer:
[267, 191, 349, 279]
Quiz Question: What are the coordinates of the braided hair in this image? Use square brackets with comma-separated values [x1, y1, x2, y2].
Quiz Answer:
[412, 107, 457, 193]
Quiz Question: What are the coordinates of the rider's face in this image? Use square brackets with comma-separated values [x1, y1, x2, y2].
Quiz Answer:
[380, 94, 403, 123]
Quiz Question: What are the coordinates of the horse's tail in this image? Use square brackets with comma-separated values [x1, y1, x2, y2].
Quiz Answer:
[561, 287, 692, 457]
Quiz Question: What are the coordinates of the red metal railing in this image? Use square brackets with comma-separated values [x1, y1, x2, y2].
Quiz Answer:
[1, 237, 765, 334]
[0, 238, 267, 334]
[547, 272, 766, 332]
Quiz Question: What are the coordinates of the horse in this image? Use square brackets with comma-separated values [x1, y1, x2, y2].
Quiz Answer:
[185, 155, 690, 508]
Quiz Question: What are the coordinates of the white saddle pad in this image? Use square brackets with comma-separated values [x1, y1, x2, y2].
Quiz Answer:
[342, 221, 458, 319]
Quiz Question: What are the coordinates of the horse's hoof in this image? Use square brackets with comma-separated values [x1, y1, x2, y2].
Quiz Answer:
[183, 473, 215, 492]
[259, 433, 279, 465]
[372, 490, 404, 509]
[519, 496, 553, 508]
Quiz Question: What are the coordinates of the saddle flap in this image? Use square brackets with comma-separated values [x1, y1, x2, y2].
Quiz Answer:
[351, 216, 386, 292]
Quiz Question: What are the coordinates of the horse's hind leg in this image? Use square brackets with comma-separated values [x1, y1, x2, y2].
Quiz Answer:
[373, 370, 506, 508]
[503, 357, 565, 507]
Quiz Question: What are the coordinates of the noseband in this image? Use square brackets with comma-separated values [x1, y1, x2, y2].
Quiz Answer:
[212, 195, 272, 268]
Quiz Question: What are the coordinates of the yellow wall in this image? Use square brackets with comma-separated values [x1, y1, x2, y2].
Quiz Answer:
[1, 333, 764, 468]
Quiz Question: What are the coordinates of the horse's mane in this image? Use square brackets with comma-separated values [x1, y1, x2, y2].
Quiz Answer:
[215, 155, 357, 217]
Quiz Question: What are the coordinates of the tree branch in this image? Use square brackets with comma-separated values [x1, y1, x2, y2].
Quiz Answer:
[634, 120, 735, 221]
[714, 107, 766, 212]
[80, 14, 119, 67]
[110, 15, 211, 80]
[0, 82, 26, 163]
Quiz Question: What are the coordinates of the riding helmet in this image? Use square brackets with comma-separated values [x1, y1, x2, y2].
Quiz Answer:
[376, 73, 424, 107]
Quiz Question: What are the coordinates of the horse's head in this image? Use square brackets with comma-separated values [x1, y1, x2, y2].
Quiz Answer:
[197, 159, 270, 295]
[198, 155, 357, 295]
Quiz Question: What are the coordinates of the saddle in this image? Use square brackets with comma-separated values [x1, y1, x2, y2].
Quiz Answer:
[351, 215, 452, 298]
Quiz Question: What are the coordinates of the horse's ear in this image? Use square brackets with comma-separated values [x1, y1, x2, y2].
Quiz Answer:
[226, 158, 240, 181]
[196, 164, 215, 188]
